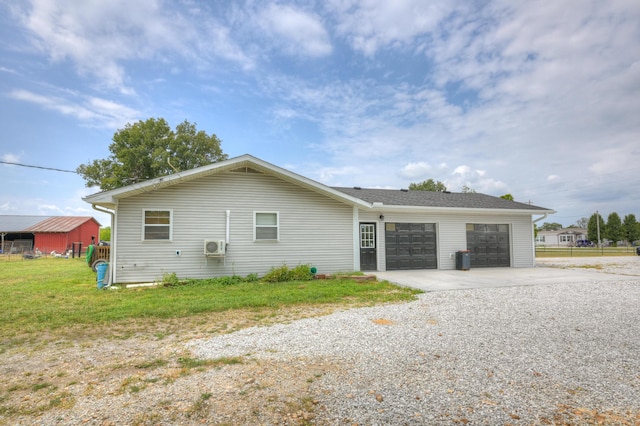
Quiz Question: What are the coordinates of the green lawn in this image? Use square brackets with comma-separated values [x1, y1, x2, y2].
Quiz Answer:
[0, 258, 420, 341]
[536, 246, 638, 257]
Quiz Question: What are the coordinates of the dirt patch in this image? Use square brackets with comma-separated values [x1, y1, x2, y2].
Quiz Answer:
[0, 306, 346, 425]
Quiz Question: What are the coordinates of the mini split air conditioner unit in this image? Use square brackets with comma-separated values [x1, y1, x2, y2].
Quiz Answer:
[204, 239, 226, 256]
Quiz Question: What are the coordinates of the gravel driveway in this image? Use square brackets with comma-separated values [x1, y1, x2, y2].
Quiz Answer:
[190, 257, 640, 424]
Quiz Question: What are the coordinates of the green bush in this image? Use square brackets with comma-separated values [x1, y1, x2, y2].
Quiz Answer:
[212, 275, 245, 286]
[161, 272, 181, 286]
[262, 264, 313, 283]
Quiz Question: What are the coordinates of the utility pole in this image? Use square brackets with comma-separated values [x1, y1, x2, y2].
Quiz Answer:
[596, 210, 601, 247]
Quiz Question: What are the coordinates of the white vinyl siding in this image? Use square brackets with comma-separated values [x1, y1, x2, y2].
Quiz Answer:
[358, 211, 535, 271]
[113, 171, 354, 283]
[254, 212, 279, 241]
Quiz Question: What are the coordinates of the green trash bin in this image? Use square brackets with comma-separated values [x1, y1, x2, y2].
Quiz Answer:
[456, 250, 470, 270]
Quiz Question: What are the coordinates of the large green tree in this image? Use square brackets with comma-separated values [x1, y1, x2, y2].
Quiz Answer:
[77, 118, 227, 190]
[587, 213, 606, 244]
[623, 214, 639, 244]
[540, 222, 563, 231]
[409, 179, 447, 192]
[605, 212, 623, 246]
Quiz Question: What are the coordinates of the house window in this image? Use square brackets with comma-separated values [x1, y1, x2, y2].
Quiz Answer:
[143, 210, 172, 241]
[255, 212, 278, 241]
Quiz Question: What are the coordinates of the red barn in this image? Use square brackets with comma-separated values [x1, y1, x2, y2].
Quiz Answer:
[25, 216, 101, 254]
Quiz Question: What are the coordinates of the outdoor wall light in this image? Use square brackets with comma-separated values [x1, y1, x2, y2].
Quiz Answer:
[379, 214, 385, 221]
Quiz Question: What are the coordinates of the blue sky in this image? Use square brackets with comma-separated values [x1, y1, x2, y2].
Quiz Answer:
[1, 0, 639, 228]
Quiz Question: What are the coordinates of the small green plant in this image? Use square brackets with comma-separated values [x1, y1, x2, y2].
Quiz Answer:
[244, 273, 260, 282]
[262, 264, 313, 283]
[135, 358, 168, 369]
[161, 272, 181, 286]
[32, 382, 54, 392]
[213, 275, 245, 286]
[178, 356, 244, 371]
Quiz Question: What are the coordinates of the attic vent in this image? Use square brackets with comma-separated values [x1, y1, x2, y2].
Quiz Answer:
[443, 191, 451, 194]
[230, 167, 262, 174]
[353, 186, 361, 190]
[400, 189, 409, 192]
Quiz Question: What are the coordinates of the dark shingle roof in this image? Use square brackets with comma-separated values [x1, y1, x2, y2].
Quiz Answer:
[333, 187, 551, 211]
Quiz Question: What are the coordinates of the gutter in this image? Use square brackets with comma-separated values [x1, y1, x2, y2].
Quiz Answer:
[532, 213, 549, 223]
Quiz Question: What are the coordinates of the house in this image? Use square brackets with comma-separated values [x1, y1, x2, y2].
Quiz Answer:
[82, 155, 555, 284]
[0, 215, 101, 254]
[535, 228, 589, 247]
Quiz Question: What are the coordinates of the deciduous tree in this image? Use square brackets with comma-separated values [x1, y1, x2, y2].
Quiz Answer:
[77, 118, 227, 190]
[408, 179, 447, 192]
[540, 222, 563, 231]
[605, 212, 623, 246]
[623, 214, 639, 244]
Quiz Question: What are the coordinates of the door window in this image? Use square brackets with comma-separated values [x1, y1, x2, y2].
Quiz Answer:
[360, 224, 375, 249]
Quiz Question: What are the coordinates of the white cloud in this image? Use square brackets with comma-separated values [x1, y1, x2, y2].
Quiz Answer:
[14, 0, 254, 92]
[328, 0, 453, 56]
[397, 162, 433, 179]
[1, 152, 22, 163]
[258, 4, 332, 57]
[9, 89, 139, 128]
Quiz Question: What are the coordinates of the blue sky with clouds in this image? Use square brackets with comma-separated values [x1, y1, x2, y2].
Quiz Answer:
[1, 0, 639, 227]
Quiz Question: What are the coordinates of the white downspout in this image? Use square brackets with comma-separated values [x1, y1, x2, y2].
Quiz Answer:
[226, 210, 231, 245]
[225, 210, 231, 267]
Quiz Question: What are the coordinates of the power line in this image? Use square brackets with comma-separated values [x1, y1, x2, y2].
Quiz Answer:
[0, 160, 77, 173]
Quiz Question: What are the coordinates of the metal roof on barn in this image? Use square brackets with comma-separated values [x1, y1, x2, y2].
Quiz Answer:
[0, 215, 53, 233]
[24, 216, 100, 233]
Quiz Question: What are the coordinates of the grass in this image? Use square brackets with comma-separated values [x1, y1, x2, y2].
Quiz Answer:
[0, 258, 420, 343]
[536, 246, 638, 258]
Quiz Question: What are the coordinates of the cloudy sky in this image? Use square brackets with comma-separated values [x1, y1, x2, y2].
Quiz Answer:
[1, 0, 639, 227]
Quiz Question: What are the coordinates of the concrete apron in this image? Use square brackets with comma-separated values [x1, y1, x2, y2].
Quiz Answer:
[374, 266, 630, 292]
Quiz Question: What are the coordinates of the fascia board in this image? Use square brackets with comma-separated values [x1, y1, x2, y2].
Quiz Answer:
[369, 204, 557, 216]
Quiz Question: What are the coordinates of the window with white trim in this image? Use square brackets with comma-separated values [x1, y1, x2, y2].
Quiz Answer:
[143, 210, 172, 241]
[255, 212, 278, 241]
[360, 224, 375, 248]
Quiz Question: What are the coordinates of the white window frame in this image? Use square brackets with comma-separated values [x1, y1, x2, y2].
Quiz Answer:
[360, 224, 375, 249]
[142, 209, 173, 241]
[254, 211, 279, 241]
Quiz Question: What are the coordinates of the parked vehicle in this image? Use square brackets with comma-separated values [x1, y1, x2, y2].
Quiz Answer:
[576, 240, 595, 247]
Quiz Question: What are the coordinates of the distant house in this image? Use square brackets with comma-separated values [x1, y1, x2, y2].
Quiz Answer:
[83, 155, 554, 284]
[535, 228, 589, 246]
[0, 215, 101, 254]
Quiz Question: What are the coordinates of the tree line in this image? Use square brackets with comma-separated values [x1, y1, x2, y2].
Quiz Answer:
[539, 213, 640, 246]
